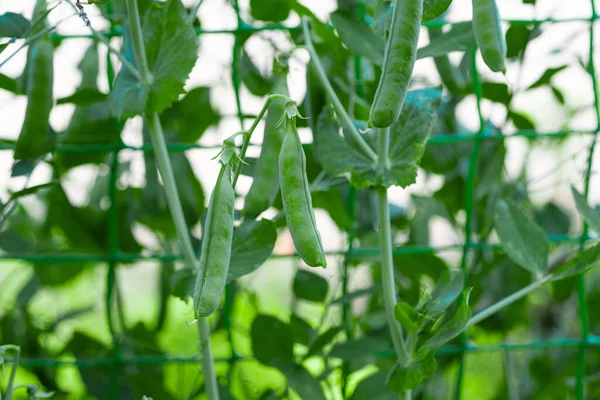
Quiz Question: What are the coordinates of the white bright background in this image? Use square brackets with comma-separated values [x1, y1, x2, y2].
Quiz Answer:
[0, 1, 599, 397]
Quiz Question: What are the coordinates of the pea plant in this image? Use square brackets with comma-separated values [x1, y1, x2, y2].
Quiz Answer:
[1, 0, 600, 399]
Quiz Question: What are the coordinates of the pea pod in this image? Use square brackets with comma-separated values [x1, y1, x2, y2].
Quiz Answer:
[244, 58, 290, 217]
[279, 114, 327, 267]
[369, 0, 423, 128]
[193, 163, 235, 317]
[472, 0, 506, 73]
[14, 39, 53, 161]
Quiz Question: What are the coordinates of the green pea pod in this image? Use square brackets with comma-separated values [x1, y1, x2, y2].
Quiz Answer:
[88, 0, 113, 4]
[14, 39, 54, 161]
[244, 59, 290, 217]
[279, 116, 327, 267]
[472, 0, 506, 73]
[369, 0, 423, 128]
[193, 163, 235, 318]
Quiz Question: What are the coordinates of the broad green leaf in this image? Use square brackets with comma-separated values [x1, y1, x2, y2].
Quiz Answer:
[421, 288, 472, 352]
[251, 315, 294, 365]
[238, 49, 272, 96]
[329, 336, 390, 372]
[109, 0, 198, 119]
[572, 187, 600, 233]
[428, 269, 464, 314]
[535, 202, 571, 236]
[290, 314, 315, 346]
[0, 229, 33, 253]
[350, 372, 398, 400]
[314, 88, 441, 189]
[305, 326, 342, 358]
[422, 0, 453, 22]
[293, 270, 329, 302]
[273, 362, 326, 400]
[330, 9, 385, 65]
[228, 219, 277, 282]
[56, 88, 107, 106]
[505, 24, 533, 58]
[394, 302, 421, 333]
[312, 188, 352, 231]
[481, 82, 512, 105]
[526, 65, 568, 90]
[417, 22, 475, 59]
[0, 73, 19, 94]
[0, 12, 31, 38]
[509, 110, 535, 130]
[494, 200, 549, 276]
[250, 0, 292, 22]
[550, 242, 600, 281]
[386, 351, 438, 393]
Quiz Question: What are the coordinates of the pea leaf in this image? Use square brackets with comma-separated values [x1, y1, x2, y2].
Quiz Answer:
[251, 315, 294, 365]
[422, 0, 453, 23]
[293, 270, 329, 302]
[109, 0, 198, 119]
[526, 65, 568, 90]
[290, 314, 315, 345]
[417, 22, 475, 59]
[0, 73, 19, 94]
[0, 12, 31, 38]
[273, 362, 327, 400]
[550, 242, 600, 281]
[314, 87, 441, 189]
[505, 24, 533, 58]
[428, 269, 464, 314]
[386, 351, 438, 393]
[330, 9, 385, 65]
[494, 200, 549, 276]
[420, 288, 472, 352]
[238, 49, 272, 96]
[228, 219, 277, 282]
[572, 187, 600, 233]
[250, 0, 292, 22]
[56, 88, 107, 106]
[394, 302, 421, 333]
[351, 372, 398, 400]
[305, 326, 342, 358]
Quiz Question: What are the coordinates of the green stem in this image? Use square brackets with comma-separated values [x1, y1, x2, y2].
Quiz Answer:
[301, 17, 378, 163]
[376, 128, 408, 365]
[123, 1, 218, 399]
[232, 94, 290, 187]
[4, 345, 20, 400]
[466, 276, 551, 328]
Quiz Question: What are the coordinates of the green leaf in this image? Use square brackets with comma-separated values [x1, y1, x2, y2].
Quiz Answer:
[0, 229, 33, 253]
[228, 219, 277, 282]
[494, 200, 549, 276]
[526, 65, 568, 90]
[273, 362, 326, 400]
[9, 181, 57, 200]
[572, 187, 600, 233]
[481, 82, 512, 105]
[0, 12, 31, 38]
[421, 288, 472, 352]
[422, 0, 453, 23]
[330, 9, 385, 65]
[312, 188, 352, 231]
[305, 326, 342, 358]
[251, 315, 294, 365]
[109, 0, 198, 119]
[351, 372, 398, 400]
[290, 314, 315, 346]
[293, 270, 329, 302]
[331, 285, 382, 304]
[0, 72, 19, 94]
[428, 269, 464, 314]
[534, 202, 571, 236]
[238, 49, 272, 96]
[56, 88, 107, 106]
[550, 242, 600, 281]
[250, 0, 291, 22]
[505, 24, 533, 58]
[386, 351, 438, 393]
[329, 336, 390, 372]
[509, 110, 535, 130]
[417, 22, 475, 59]
[394, 302, 421, 333]
[314, 87, 441, 189]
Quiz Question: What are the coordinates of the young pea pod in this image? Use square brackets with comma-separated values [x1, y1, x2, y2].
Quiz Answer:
[369, 0, 423, 128]
[14, 39, 54, 161]
[193, 163, 235, 318]
[244, 58, 290, 217]
[279, 108, 327, 267]
[472, 0, 507, 73]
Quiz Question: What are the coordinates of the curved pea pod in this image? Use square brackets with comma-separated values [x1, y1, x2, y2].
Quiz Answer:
[369, 0, 423, 128]
[244, 62, 290, 217]
[472, 0, 506, 73]
[14, 39, 54, 161]
[193, 164, 235, 318]
[279, 119, 327, 267]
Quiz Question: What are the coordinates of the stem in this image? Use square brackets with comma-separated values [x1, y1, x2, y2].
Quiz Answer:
[466, 276, 551, 329]
[198, 318, 219, 400]
[376, 128, 408, 365]
[123, 1, 218, 398]
[232, 94, 290, 187]
[301, 17, 378, 163]
[4, 345, 20, 400]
